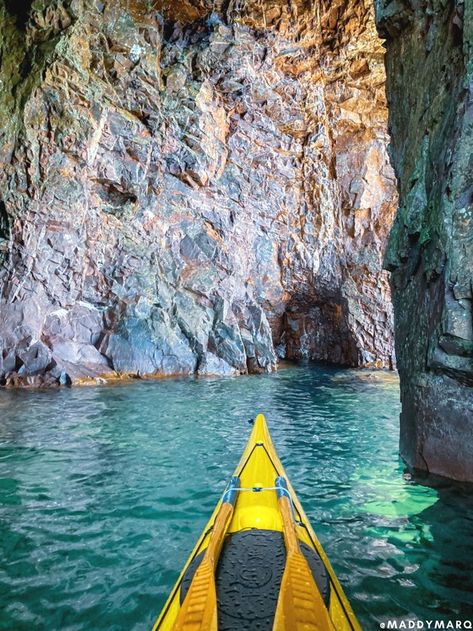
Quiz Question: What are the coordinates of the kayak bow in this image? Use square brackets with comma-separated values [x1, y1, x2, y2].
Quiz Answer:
[152, 413, 361, 631]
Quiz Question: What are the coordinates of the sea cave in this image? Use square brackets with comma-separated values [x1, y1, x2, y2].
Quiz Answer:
[0, 0, 472, 628]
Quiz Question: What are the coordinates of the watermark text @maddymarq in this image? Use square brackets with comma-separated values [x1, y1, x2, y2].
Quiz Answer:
[379, 621, 473, 629]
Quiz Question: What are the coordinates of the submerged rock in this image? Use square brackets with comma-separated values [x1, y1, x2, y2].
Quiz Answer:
[0, 0, 396, 385]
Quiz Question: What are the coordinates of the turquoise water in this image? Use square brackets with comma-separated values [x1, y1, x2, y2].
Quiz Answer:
[1, 365, 473, 630]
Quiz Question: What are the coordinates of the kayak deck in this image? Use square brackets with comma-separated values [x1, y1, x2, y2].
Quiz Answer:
[153, 414, 361, 631]
[180, 529, 330, 630]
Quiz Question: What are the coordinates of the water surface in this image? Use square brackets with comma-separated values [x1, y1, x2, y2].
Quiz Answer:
[1, 365, 472, 630]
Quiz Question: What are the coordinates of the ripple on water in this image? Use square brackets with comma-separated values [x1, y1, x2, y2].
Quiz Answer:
[1, 365, 473, 630]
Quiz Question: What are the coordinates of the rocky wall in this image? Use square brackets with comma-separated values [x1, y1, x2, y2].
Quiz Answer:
[376, 0, 473, 480]
[0, 0, 397, 385]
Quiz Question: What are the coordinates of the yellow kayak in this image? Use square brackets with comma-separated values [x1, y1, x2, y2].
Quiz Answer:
[152, 414, 361, 631]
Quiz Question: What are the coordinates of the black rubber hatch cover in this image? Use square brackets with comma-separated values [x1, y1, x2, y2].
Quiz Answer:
[180, 528, 330, 631]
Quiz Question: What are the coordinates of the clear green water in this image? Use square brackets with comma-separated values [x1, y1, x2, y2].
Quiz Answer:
[1, 365, 473, 630]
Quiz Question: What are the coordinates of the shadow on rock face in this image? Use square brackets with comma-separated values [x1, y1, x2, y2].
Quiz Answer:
[4, 0, 34, 30]
[281, 297, 359, 367]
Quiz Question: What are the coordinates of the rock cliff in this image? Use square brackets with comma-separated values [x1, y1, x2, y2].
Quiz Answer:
[0, 0, 396, 385]
[376, 0, 473, 481]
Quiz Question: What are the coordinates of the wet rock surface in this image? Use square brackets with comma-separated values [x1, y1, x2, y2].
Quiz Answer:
[0, 0, 396, 385]
[376, 0, 473, 480]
